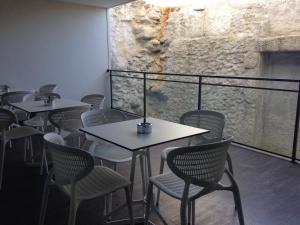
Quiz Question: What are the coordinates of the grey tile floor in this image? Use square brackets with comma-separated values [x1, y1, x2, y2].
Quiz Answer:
[115, 143, 300, 225]
[1, 138, 300, 225]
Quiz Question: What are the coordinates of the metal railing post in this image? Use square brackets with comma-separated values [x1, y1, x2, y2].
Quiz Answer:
[198, 76, 202, 110]
[143, 73, 147, 123]
[291, 82, 300, 162]
[110, 70, 113, 109]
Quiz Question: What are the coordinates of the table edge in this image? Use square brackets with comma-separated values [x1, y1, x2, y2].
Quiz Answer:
[79, 128, 209, 152]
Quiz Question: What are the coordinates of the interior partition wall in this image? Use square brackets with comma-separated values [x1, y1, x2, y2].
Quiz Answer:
[0, 0, 109, 100]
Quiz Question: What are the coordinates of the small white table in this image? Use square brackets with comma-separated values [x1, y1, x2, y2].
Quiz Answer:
[10, 98, 90, 114]
[10, 98, 90, 131]
[80, 117, 208, 224]
[80, 117, 208, 151]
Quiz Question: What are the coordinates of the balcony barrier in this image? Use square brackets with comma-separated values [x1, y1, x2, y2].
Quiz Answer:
[108, 69, 300, 163]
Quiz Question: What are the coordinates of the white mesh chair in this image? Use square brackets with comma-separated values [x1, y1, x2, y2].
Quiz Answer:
[39, 133, 134, 225]
[0, 85, 10, 106]
[23, 93, 61, 132]
[81, 109, 146, 216]
[1, 91, 35, 105]
[33, 84, 57, 101]
[39, 84, 57, 94]
[145, 137, 245, 225]
[157, 110, 233, 206]
[159, 110, 226, 173]
[1, 91, 35, 121]
[81, 94, 105, 110]
[48, 105, 91, 150]
[0, 108, 43, 189]
[49, 105, 90, 135]
[81, 109, 133, 166]
[0, 85, 10, 94]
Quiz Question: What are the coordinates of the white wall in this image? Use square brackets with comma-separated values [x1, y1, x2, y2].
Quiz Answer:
[0, 0, 109, 102]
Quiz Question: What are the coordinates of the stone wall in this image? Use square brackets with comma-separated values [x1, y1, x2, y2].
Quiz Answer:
[108, 0, 300, 156]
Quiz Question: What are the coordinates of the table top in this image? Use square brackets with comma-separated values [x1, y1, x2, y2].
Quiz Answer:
[10, 98, 90, 113]
[79, 117, 209, 151]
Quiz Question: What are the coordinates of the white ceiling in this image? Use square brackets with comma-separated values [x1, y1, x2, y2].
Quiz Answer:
[56, 0, 136, 8]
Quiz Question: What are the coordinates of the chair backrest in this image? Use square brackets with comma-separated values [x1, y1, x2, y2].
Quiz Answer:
[43, 133, 94, 185]
[39, 84, 57, 94]
[0, 108, 17, 130]
[0, 85, 10, 92]
[42, 93, 61, 99]
[81, 94, 105, 110]
[167, 136, 233, 187]
[33, 92, 61, 101]
[1, 91, 35, 105]
[81, 109, 126, 128]
[180, 110, 225, 143]
[49, 105, 91, 133]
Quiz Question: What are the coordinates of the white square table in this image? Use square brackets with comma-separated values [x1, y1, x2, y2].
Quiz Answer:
[79, 117, 208, 151]
[79, 117, 209, 225]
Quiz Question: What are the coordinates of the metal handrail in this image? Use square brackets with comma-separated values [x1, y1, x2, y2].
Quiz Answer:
[108, 69, 300, 83]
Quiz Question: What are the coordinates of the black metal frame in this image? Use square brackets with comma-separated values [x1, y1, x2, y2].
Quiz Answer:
[108, 69, 300, 163]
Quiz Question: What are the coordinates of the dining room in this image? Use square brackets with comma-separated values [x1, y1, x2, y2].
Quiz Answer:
[1, 0, 300, 225]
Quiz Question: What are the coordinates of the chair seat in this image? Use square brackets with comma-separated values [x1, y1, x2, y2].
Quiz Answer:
[59, 119, 83, 133]
[89, 141, 133, 163]
[161, 147, 179, 160]
[4, 126, 42, 140]
[13, 109, 28, 121]
[150, 173, 202, 200]
[24, 116, 51, 128]
[62, 166, 130, 200]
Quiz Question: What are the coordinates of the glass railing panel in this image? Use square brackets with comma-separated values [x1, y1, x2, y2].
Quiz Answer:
[145, 79, 199, 123]
[111, 70, 300, 159]
[111, 76, 144, 116]
[201, 84, 297, 157]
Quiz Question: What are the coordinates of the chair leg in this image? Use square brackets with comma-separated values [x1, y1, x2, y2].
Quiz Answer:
[40, 150, 44, 175]
[125, 186, 134, 225]
[226, 171, 245, 225]
[144, 182, 153, 225]
[43, 152, 49, 174]
[159, 156, 165, 174]
[180, 184, 190, 225]
[188, 201, 191, 225]
[106, 163, 117, 218]
[24, 138, 27, 162]
[40, 140, 48, 175]
[180, 200, 188, 225]
[156, 156, 165, 208]
[192, 200, 195, 225]
[227, 154, 234, 175]
[29, 136, 34, 163]
[68, 199, 79, 225]
[232, 185, 245, 225]
[0, 139, 7, 189]
[39, 182, 50, 225]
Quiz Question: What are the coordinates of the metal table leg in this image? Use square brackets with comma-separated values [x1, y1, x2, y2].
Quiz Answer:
[104, 148, 156, 225]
